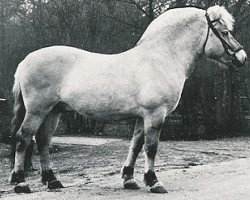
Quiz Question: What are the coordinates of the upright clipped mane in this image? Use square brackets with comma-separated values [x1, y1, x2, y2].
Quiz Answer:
[137, 6, 205, 45]
[206, 5, 235, 31]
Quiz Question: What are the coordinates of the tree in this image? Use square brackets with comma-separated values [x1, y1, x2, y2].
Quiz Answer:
[0, 0, 249, 149]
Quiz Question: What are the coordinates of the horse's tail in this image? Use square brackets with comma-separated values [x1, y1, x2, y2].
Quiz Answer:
[10, 66, 26, 168]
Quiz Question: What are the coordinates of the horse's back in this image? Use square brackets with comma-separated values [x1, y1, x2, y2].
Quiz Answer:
[15, 44, 185, 117]
[58, 48, 143, 117]
[15, 46, 140, 115]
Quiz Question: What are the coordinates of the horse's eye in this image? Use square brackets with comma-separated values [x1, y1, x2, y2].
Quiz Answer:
[221, 30, 229, 36]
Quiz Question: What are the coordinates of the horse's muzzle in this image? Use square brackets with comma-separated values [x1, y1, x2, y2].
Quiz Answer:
[232, 49, 247, 68]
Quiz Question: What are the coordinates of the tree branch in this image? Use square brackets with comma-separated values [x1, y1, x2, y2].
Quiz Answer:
[129, 0, 150, 18]
[233, 0, 247, 18]
[96, 9, 144, 32]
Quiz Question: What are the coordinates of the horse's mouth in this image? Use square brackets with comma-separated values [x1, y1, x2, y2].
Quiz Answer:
[231, 49, 247, 68]
[217, 50, 247, 70]
[231, 55, 246, 68]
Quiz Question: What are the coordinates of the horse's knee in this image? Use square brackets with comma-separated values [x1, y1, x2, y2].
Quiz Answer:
[144, 128, 160, 159]
[144, 144, 158, 159]
[131, 133, 144, 154]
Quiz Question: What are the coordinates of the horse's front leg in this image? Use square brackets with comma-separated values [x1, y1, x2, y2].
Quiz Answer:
[143, 111, 168, 193]
[122, 118, 144, 189]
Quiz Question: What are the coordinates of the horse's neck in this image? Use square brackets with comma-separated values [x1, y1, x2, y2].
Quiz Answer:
[136, 10, 207, 78]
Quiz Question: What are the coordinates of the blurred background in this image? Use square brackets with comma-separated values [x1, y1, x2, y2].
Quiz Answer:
[0, 0, 249, 143]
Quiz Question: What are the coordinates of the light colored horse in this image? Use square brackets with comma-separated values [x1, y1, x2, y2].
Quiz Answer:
[10, 5, 246, 194]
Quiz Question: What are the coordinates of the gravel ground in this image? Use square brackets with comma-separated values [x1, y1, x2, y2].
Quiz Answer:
[1, 136, 250, 199]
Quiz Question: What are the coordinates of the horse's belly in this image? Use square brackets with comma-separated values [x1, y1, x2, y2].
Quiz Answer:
[60, 85, 141, 119]
[66, 101, 140, 121]
[79, 99, 139, 118]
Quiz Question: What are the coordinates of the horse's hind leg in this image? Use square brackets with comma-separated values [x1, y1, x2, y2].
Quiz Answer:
[35, 108, 63, 189]
[10, 112, 47, 193]
[122, 118, 144, 189]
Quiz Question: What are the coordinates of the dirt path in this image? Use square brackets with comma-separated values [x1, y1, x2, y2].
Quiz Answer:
[1, 137, 250, 199]
[51, 136, 122, 146]
[2, 158, 250, 200]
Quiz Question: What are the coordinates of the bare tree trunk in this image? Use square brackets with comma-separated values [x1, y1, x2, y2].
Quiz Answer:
[148, 0, 154, 22]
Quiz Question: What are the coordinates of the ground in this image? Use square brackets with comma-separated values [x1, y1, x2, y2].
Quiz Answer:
[1, 136, 250, 199]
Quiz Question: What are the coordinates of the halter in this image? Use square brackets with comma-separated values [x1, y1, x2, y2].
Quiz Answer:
[203, 12, 243, 55]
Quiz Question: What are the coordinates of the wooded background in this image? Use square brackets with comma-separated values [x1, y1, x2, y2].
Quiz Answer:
[0, 0, 249, 142]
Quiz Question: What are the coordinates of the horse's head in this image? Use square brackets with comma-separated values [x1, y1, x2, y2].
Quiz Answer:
[203, 6, 247, 68]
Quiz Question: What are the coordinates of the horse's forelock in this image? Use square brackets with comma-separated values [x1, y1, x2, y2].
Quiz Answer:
[207, 5, 235, 31]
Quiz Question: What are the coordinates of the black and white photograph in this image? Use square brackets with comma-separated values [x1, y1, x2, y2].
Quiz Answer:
[0, 0, 249, 199]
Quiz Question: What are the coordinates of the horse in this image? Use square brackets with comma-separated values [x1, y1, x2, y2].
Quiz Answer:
[10, 5, 247, 194]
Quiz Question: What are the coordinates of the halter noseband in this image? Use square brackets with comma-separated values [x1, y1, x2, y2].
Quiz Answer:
[203, 12, 243, 55]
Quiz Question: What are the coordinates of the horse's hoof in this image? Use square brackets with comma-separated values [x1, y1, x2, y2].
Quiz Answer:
[123, 179, 140, 190]
[150, 182, 168, 193]
[14, 183, 31, 193]
[48, 180, 64, 189]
